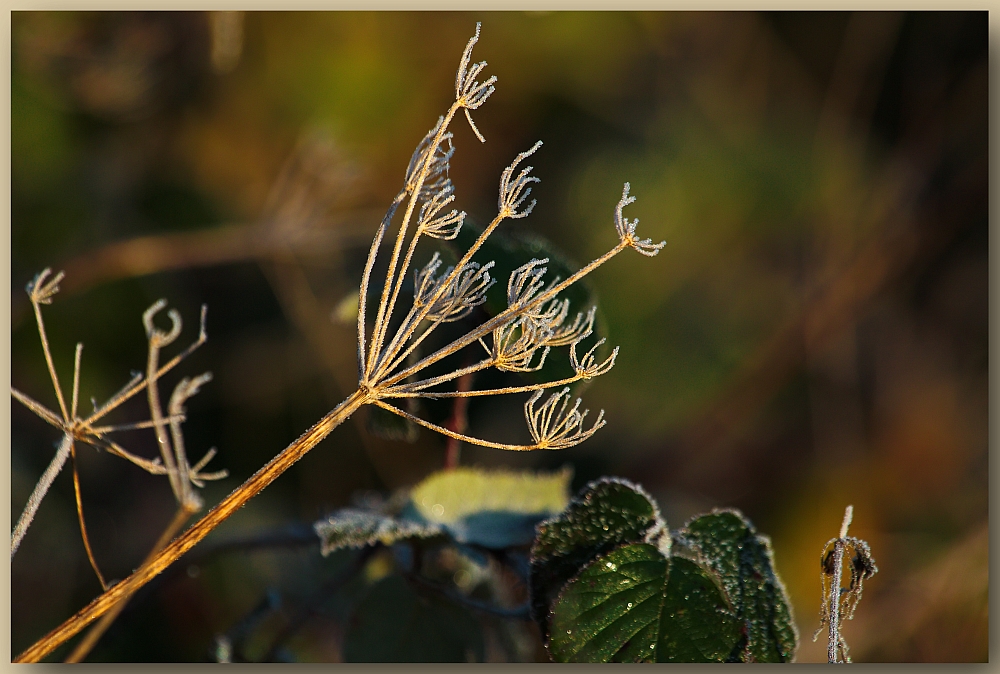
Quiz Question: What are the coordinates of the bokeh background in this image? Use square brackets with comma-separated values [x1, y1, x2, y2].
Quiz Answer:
[11, 11, 988, 662]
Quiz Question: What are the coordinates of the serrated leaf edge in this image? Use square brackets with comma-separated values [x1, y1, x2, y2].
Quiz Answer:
[675, 507, 799, 662]
[532, 476, 666, 544]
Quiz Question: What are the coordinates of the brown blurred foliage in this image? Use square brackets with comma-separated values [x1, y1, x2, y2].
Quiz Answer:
[11, 12, 987, 661]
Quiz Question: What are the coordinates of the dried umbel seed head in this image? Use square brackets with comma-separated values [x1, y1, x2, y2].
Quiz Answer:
[570, 337, 618, 379]
[353, 23, 664, 453]
[542, 304, 596, 348]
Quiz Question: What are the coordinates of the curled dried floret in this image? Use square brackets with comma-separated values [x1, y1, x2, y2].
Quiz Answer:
[614, 182, 665, 257]
[570, 336, 619, 379]
[456, 22, 497, 142]
[414, 253, 495, 323]
[168, 374, 228, 499]
[499, 141, 543, 219]
[525, 387, 605, 450]
[486, 317, 551, 372]
[143, 299, 183, 349]
[418, 184, 465, 240]
[507, 258, 549, 309]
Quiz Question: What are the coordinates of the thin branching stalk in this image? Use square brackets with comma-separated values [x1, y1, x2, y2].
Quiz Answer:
[814, 505, 878, 663]
[12, 284, 223, 558]
[70, 442, 108, 590]
[443, 369, 474, 469]
[16, 23, 664, 661]
[13, 276, 227, 659]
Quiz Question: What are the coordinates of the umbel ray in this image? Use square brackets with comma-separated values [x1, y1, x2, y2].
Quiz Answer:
[15, 23, 664, 662]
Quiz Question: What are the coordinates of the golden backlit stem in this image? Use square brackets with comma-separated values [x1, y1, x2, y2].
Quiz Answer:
[15, 389, 368, 663]
[367, 104, 461, 376]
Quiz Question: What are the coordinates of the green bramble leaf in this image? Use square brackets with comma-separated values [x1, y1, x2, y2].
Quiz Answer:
[548, 544, 740, 662]
[529, 477, 666, 640]
[402, 466, 572, 549]
[675, 509, 798, 662]
[344, 575, 484, 662]
[532, 479, 798, 662]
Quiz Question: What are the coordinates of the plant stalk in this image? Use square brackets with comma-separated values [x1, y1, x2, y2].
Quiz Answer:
[826, 539, 844, 663]
[12, 433, 73, 558]
[827, 505, 853, 664]
[15, 389, 368, 663]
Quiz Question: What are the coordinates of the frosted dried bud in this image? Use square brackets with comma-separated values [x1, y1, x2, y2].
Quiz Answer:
[418, 184, 466, 240]
[615, 183, 665, 257]
[487, 317, 551, 372]
[405, 117, 455, 202]
[499, 141, 543, 219]
[570, 337, 619, 379]
[456, 22, 497, 143]
[26, 268, 65, 305]
[525, 387, 605, 450]
[414, 253, 495, 323]
[507, 257, 548, 309]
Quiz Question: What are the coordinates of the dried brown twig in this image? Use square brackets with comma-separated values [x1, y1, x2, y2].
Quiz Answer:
[15, 24, 663, 661]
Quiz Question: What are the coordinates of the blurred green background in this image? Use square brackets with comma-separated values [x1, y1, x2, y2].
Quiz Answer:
[11, 11, 987, 662]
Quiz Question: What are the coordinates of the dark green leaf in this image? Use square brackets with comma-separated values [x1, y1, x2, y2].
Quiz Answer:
[677, 509, 798, 662]
[548, 544, 740, 662]
[344, 574, 484, 662]
[314, 509, 443, 556]
[529, 478, 665, 639]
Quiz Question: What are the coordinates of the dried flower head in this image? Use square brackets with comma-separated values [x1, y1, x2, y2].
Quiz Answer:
[353, 23, 664, 453]
[11, 25, 671, 662]
[526, 388, 606, 450]
[615, 182, 666, 257]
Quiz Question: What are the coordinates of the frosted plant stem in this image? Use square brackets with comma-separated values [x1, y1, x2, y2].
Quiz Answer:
[827, 505, 853, 664]
[32, 300, 69, 423]
[12, 434, 73, 558]
[16, 388, 368, 663]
